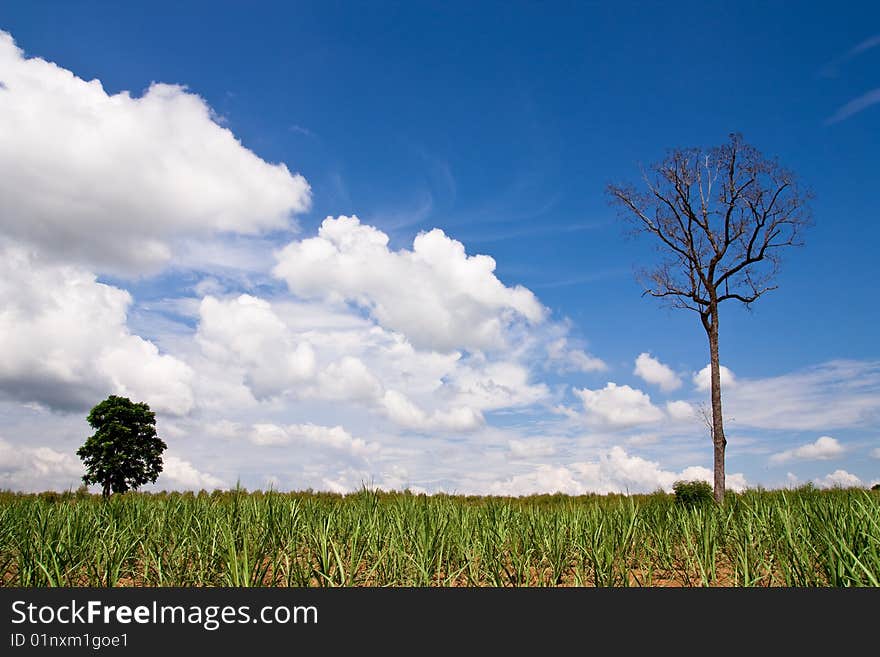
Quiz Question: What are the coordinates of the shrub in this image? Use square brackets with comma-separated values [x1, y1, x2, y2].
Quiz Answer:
[672, 480, 714, 506]
[872, 483, 880, 492]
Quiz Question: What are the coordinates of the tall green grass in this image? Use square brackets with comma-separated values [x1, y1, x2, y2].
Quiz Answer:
[1, 486, 877, 586]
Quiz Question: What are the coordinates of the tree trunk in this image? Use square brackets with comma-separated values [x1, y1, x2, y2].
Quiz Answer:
[102, 481, 111, 499]
[706, 304, 727, 503]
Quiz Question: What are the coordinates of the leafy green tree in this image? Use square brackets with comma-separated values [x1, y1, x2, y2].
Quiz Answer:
[77, 395, 167, 498]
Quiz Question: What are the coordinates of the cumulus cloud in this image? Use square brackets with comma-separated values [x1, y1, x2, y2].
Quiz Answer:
[314, 357, 383, 402]
[156, 455, 226, 490]
[546, 338, 606, 373]
[770, 436, 844, 464]
[196, 295, 315, 399]
[273, 215, 545, 352]
[448, 359, 549, 411]
[0, 32, 310, 275]
[248, 423, 379, 457]
[508, 439, 557, 459]
[381, 390, 484, 432]
[634, 353, 681, 391]
[192, 291, 539, 431]
[576, 450, 676, 494]
[693, 364, 736, 391]
[574, 383, 664, 427]
[816, 469, 863, 489]
[490, 464, 584, 496]
[0, 437, 83, 491]
[666, 400, 695, 421]
[489, 446, 747, 496]
[0, 246, 194, 414]
[675, 466, 749, 492]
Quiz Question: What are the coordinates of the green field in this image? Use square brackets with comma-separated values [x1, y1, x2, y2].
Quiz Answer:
[2, 486, 878, 587]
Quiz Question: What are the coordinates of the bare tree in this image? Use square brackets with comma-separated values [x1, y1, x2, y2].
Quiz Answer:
[607, 133, 811, 502]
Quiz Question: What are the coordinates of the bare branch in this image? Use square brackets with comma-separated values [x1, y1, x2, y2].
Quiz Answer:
[609, 134, 810, 313]
[716, 288, 776, 305]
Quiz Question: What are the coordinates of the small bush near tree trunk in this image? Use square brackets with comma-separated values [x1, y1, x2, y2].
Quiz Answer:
[673, 480, 714, 506]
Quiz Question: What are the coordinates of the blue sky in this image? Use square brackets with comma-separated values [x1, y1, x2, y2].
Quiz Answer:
[0, 2, 878, 493]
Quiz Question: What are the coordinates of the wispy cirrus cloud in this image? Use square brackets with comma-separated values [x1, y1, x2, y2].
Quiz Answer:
[825, 88, 880, 125]
[289, 124, 317, 138]
[819, 33, 880, 77]
[819, 33, 880, 125]
[724, 360, 880, 431]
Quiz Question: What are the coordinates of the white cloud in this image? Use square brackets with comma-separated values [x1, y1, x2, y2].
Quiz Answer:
[693, 364, 737, 391]
[273, 215, 545, 352]
[816, 469, 863, 489]
[0, 31, 310, 275]
[825, 89, 880, 125]
[314, 357, 383, 401]
[508, 438, 557, 459]
[872, 448, 880, 459]
[202, 420, 244, 440]
[157, 454, 225, 490]
[546, 338, 606, 373]
[192, 290, 544, 431]
[626, 433, 659, 446]
[248, 423, 379, 457]
[248, 423, 291, 447]
[676, 466, 748, 492]
[566, 350, 607, 373]
[174, 235, 291, 281]
[0, 246, 194, 414]
[448, 359, 549, 411]
[574, 448, 678, 493]
[321, 478, 351, 495]
[0, 437, 82, 491]
[295, 463, 430, 496]
[634, 353, 681, 391]
[770, 436, 844, 464]
[724, 361, 880, 431]
[196, 294, 315, 399]
[489, 446, 747, 495]
[666, 400, 695, 421]
[490, 465, 584, 496]
[574, 383, 664, 427]
[381, 390, 484, 432]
